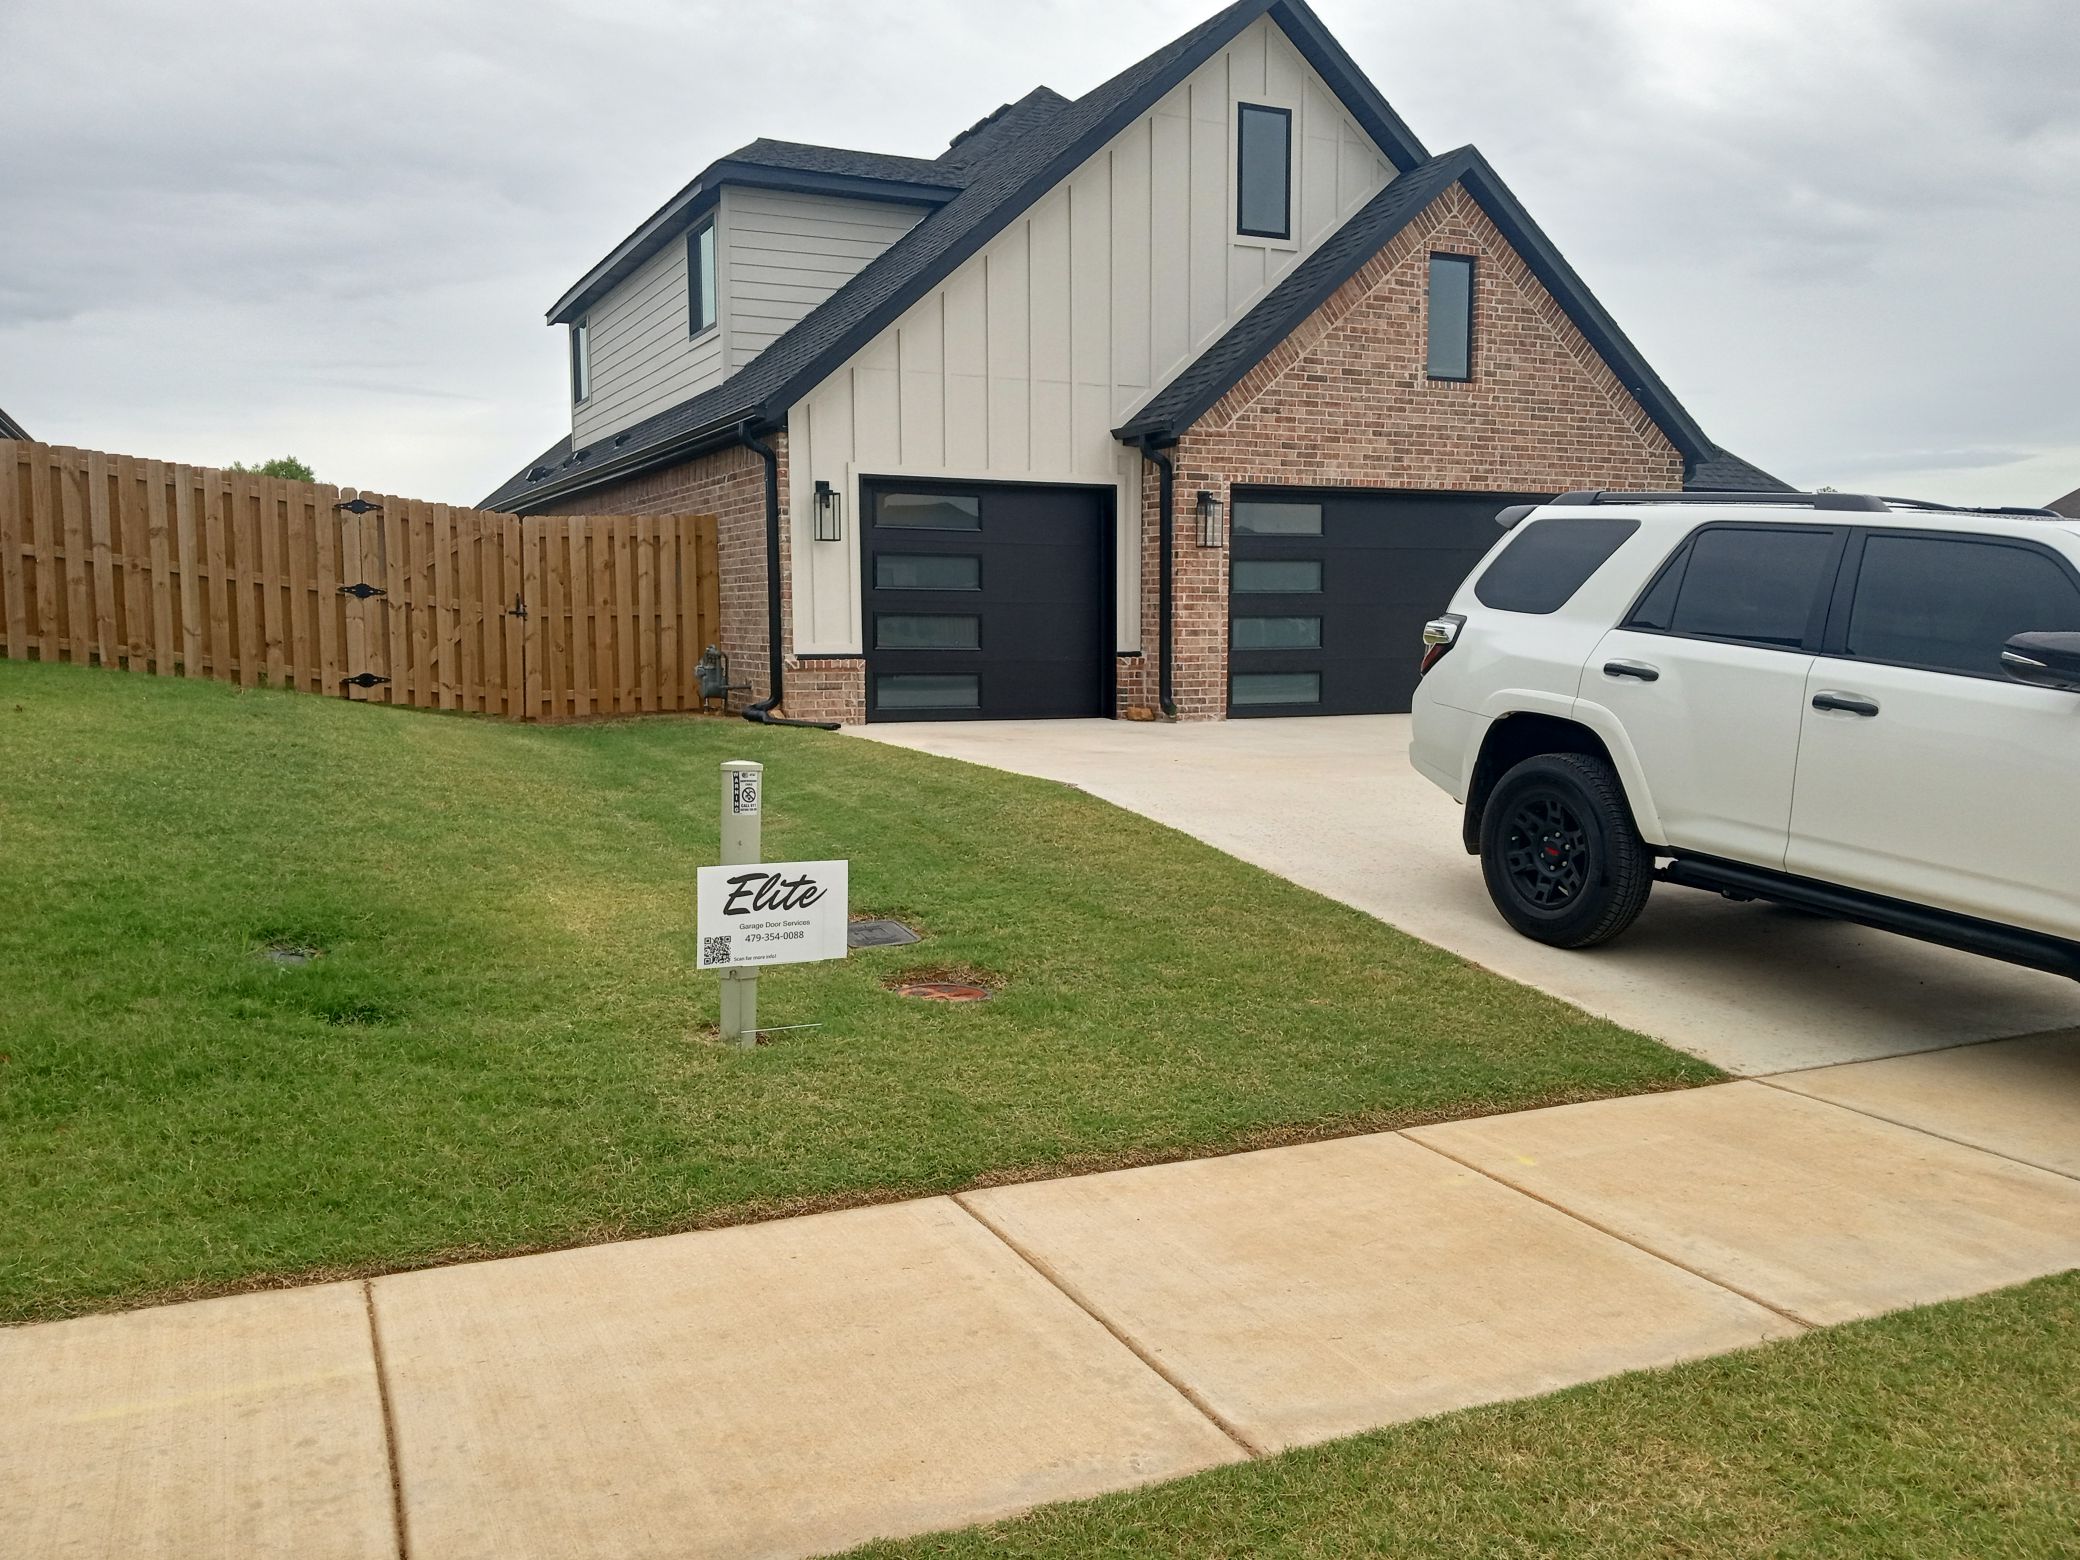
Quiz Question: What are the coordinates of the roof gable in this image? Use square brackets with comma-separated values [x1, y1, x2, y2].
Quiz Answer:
[1114, 146, 1714, 467]
[489, 0, 1430, 510]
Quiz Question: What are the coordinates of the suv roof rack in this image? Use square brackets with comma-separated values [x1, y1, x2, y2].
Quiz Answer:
[1547, 490, 2062, 518]
[1549, 490, 1890, 512]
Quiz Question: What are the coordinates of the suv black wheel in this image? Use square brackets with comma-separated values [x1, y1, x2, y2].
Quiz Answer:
[1479, 753, 1652, 948]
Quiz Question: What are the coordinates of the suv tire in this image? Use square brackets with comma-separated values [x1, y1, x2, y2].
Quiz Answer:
[1479, 753, 1652, 948]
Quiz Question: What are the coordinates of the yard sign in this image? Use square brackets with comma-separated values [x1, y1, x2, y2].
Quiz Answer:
[697, 860, 850, 969]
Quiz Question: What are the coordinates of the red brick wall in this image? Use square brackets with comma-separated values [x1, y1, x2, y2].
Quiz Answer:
[542, 433, 864, 723]
[1119, 181, 1683, 719]
[529, 431, 855, 721]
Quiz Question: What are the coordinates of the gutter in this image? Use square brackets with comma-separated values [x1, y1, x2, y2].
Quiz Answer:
[1136, 438, 1179, 720]
[733, 423, 840, 731]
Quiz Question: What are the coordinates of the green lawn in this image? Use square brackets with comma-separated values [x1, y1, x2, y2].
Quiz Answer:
[856, 1273, 2080, 1559]
[0, 661, 1713, 1323]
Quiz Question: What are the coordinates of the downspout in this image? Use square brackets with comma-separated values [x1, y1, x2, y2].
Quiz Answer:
[733, 422, 840, 731]
[1138, 439, 1179, 719]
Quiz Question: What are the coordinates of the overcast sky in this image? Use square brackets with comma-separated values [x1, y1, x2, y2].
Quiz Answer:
[3, 0, 2075, 506]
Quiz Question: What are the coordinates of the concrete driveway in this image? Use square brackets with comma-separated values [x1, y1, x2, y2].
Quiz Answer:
[851, 716, 2080, 1074]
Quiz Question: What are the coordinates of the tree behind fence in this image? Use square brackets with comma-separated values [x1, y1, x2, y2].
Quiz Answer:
[0, 440, 722, 719]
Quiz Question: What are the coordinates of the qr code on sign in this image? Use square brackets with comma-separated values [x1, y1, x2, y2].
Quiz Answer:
[702, 935, 732, 966]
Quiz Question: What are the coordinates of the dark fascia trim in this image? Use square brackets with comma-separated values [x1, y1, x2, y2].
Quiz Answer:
[1270, 0, 1427, 172]
[1455, 154, 1709, 461]
[547, 162, 962, 327]
[1114, 147, 1712, 464]
[503, 415, 783, 516]
[1113, 152, 1469, 442]
[740, 0, 1427, 429]
[734, 10, 1287, 430]
[517, 0, 1435, 508]
[0, 408, 28, 442]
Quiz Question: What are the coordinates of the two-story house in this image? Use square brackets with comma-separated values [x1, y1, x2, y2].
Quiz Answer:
[484, 0, 1786, 725]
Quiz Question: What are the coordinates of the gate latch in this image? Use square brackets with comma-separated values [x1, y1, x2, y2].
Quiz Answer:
[335, 498, 384, 515]
[337, 582, 387, 600]
[341, 672, 392, 689]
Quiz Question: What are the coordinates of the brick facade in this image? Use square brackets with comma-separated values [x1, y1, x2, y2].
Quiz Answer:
[534, 431, 863, 723]
[533, 180, 1682, 727]
[1118, 181, 1684, 719]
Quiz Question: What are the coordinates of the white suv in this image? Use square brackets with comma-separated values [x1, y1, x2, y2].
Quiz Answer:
[1409, 490, 2080, 979]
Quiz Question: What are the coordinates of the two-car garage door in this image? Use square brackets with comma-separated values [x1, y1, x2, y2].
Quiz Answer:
[1227, 488, 1544, 716]
[857, 479, 1538, 722]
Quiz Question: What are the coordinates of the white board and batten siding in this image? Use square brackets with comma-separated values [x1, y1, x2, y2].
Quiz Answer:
[786, 14, 1397, 656]
[573, 190, 928, 448]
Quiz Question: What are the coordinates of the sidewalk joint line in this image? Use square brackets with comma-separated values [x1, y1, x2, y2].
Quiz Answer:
[1396, 1132, 1819, 1331]
[950, 1193, 1269, 1460]
[362, 1280, 413, 1560]
[1750, 1076, 2080, 1183]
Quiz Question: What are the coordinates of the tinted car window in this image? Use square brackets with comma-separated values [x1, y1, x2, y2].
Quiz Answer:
[1630, 526, 1837, 648]
[1475, 517, 1638, 614]
[1847, 534, 2080, 678]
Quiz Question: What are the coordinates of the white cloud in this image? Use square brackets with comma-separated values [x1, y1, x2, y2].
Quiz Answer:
[2, 0, 2075, 505]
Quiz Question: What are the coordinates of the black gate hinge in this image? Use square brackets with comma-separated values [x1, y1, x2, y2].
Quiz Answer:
[335, 498, 384, 515]
[341, 672, 392, 689]
[337, 582, 387, 600]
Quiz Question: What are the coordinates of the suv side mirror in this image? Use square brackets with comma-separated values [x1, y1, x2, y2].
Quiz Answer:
[2001, 631, 2080, 693]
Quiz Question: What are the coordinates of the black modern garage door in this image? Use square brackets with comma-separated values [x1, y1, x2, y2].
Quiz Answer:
[862, 479, 1113, 722]
[1228, 488, 1546, 716]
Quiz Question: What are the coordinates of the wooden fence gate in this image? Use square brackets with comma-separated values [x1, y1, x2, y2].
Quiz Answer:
[0, 441, 721, 719]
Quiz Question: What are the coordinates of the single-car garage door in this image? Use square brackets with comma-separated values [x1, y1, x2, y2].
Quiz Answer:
[862, 479, 1113, 722]
[1228, 487, 1546, 716]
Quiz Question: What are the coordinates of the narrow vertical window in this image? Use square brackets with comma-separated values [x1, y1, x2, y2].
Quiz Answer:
[1426, 254, 1474, 380]
[1236, 104, 1292, 240]
[689, 218, 717, 336]
[570, 317, 591, 403]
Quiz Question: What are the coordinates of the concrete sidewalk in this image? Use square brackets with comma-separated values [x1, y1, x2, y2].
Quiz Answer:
[6, 1033, 2077, 1560]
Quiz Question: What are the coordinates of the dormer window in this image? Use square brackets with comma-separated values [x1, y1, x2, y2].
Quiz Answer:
[688, 218, 717, 337]
[1236, 103, 1292, 241]
[570, 316, 591, 404]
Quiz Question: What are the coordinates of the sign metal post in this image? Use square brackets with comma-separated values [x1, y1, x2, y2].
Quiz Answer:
[718, 760, 763, 1047]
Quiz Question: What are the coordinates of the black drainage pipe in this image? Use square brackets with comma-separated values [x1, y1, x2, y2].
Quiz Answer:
[1138, 440, 1179, 719]
[734, 423, 839, 731]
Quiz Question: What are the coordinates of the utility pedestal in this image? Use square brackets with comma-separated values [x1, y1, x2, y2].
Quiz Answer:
[718, 760, 763, 1047]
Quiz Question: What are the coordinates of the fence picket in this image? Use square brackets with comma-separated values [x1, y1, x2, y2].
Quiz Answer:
[0, 441, 719, 722]
[1, 443, 28, 657]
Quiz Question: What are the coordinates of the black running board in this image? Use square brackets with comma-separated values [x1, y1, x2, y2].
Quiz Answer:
[1659, 855, 2080, 981]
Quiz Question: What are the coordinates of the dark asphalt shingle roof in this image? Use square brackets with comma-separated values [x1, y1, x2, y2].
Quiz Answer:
[486, 0, 1773, 513]
[1114, 151, 1473, 443]
[1685, 443, 1793, 492]
[2048, 486, 2080, 519]
[723, 139, 966, 189]
[0, 405, 27, 442]
[1114, 145, 1719, 475]
[488, 0, 1431, 511]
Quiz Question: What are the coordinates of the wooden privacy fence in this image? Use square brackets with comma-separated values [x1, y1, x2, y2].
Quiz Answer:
[0, 441, 721, 719]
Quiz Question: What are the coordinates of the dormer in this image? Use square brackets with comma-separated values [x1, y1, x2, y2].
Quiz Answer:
[550, 144, 963, 447]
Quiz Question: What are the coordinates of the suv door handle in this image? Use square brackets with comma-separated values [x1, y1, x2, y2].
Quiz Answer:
[1602, 659, 1660, 683]
[1812, 691, 1881, 718]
